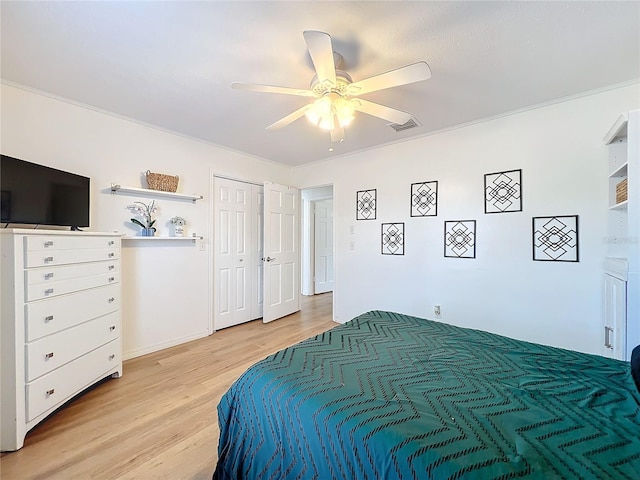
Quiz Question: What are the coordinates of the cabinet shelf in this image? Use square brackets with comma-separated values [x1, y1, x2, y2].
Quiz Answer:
[110, 184, 202, 202]
[609, 162, 628, 178]
[604, 113, 628, 145]
[609, 200, 628, 211]
[122, 236, 203, 241]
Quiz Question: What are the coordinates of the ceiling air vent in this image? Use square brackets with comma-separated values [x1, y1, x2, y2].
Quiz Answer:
[389, 118, 421, 132]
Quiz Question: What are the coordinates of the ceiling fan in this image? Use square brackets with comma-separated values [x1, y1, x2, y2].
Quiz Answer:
[232, 30, 432, 144]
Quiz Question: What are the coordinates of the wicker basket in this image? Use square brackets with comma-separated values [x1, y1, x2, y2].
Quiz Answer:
[616, 178, 628, 204]
[145, 170, 179, 193]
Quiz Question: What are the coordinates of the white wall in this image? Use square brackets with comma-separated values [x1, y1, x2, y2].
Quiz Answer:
[4, 82, 639, 359]
[293, 84, 640, 356]
[1, 84, 292, 359]
[301, 186, 333, 295]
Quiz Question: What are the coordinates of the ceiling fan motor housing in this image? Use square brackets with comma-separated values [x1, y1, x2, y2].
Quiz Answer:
[310, 70, 353, 97]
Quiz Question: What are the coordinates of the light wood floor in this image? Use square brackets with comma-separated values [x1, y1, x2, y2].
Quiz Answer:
[1, 293, 335, 480]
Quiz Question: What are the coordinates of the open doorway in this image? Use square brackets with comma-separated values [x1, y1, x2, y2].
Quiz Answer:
[301, 185, 334, 296]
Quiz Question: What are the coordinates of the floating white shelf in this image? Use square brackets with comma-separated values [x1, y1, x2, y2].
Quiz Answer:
[122, 236, 203, 241]
[110, 184, 203, 202]
[609, 200, 628, 211]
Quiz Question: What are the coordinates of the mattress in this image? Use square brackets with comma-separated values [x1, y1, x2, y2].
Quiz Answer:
[213, 310, 640, 479]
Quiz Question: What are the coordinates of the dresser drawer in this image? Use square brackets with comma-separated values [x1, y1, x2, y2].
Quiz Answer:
[25, 248, 119, 268]
[26, 260, 119, 286]
[26, 312, 119, 382]
[25, 284, 120, 342]
[26, 272, 120, 301]
[25, 235, 119, 252]
[26, 340, 121, 422]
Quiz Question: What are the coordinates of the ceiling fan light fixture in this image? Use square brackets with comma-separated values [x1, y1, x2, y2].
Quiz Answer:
[305, 94, 355, 131]
[334, 97, 355, 127]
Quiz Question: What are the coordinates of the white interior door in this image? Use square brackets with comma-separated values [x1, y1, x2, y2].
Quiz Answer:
[263, 182, 300, 323]
[313, 199, 334, 294]
[214, 177, 262, 330]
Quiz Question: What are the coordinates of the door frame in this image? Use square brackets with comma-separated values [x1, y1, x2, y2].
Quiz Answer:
[311, 198, 334, 294]
[301, 185, 334, 296]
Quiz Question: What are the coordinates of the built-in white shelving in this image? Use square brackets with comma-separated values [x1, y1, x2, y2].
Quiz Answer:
[603, 109, 639, 361]
[110, 184, 203, 202]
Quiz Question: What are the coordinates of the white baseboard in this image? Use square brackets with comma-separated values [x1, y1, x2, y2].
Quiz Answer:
[123, 330, 209, 360]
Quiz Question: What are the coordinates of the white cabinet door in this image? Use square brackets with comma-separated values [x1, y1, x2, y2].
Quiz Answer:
[604, 273, 627, 359]
[314, 199, 334, 294]
[263, 182, 300, 323]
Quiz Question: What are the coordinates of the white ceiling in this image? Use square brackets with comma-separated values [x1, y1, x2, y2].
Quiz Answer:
[1, 1, 639, 167]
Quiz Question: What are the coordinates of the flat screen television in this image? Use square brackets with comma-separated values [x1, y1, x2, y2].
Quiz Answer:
[0, 155, 90, 229]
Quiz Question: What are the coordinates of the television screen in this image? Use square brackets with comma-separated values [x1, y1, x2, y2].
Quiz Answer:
[0, 155, 90, 228]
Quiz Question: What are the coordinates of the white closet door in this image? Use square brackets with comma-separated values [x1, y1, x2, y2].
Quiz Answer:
[251, 184, 264, 320]
[263, 182, 300, 323]
[214, 177, 253, 330]
[314, 199, 334, 294]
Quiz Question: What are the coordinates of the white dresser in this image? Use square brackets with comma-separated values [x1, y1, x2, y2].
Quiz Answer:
[1, 229, 122, 451]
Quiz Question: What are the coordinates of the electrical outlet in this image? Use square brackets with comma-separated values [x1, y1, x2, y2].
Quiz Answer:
[349, 241, 355, 251]
[434, 305, 441, 318]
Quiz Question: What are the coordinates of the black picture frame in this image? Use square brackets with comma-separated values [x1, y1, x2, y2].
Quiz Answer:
[356, 189, 377, 220]
[410, 181, 438, 217]
[532, 215, 579, 262]
[484, 169, 522, 214]
[444, 220, 476, 258]
[381, 222, 404, 255]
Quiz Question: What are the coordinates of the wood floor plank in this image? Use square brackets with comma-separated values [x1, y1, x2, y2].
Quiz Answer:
[0, 293, 335, 480]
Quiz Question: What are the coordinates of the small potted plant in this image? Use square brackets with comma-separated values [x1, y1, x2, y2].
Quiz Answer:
[170, 216, 186, 237]
[127, 201, 158, 236]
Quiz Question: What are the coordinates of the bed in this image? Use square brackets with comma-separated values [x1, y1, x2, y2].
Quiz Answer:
[213, 310, 640, 479]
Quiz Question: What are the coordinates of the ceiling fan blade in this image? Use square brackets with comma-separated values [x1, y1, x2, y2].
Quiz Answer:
[348, 62, 432, 96]
[352, 99, 413, 125]
[330, 125, 345, 143]
[303, 30, 336, 87]
[232, 82, 314, 97]
[266, 105, 309, 130]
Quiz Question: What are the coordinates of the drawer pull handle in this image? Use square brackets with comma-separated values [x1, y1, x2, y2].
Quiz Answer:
[108, 265, 115, 270]
[45, 352, 54, 360]
[45, 315, 54, 322]
[44, 288, 54, 295]
[44, 272, 54, 280]
[108, 252, 115, 258]
[44, 241, 54, 247]
[108, 240, 115, 246]
[108, 297, 115, 303]
[44, 256, 54, 263]
[109, 354, 116, 361]
[110, 325, 116, 332]
[46, 389, 55, 397]
[108, 277, 115, 282]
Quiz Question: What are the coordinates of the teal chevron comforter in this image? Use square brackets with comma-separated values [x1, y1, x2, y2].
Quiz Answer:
[213, 310, 640, 479]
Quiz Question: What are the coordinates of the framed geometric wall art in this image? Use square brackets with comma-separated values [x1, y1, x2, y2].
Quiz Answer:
[532, 215, 579, 262]
[444, 220, 476, 258]
[410, 181, 438, 217]
[381, 222, 404, 255]
[356, 189, 377, 220]
[484, 169, 522, 213]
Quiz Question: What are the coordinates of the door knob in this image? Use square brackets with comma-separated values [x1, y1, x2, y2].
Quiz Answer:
[263, 256, 276, 262]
